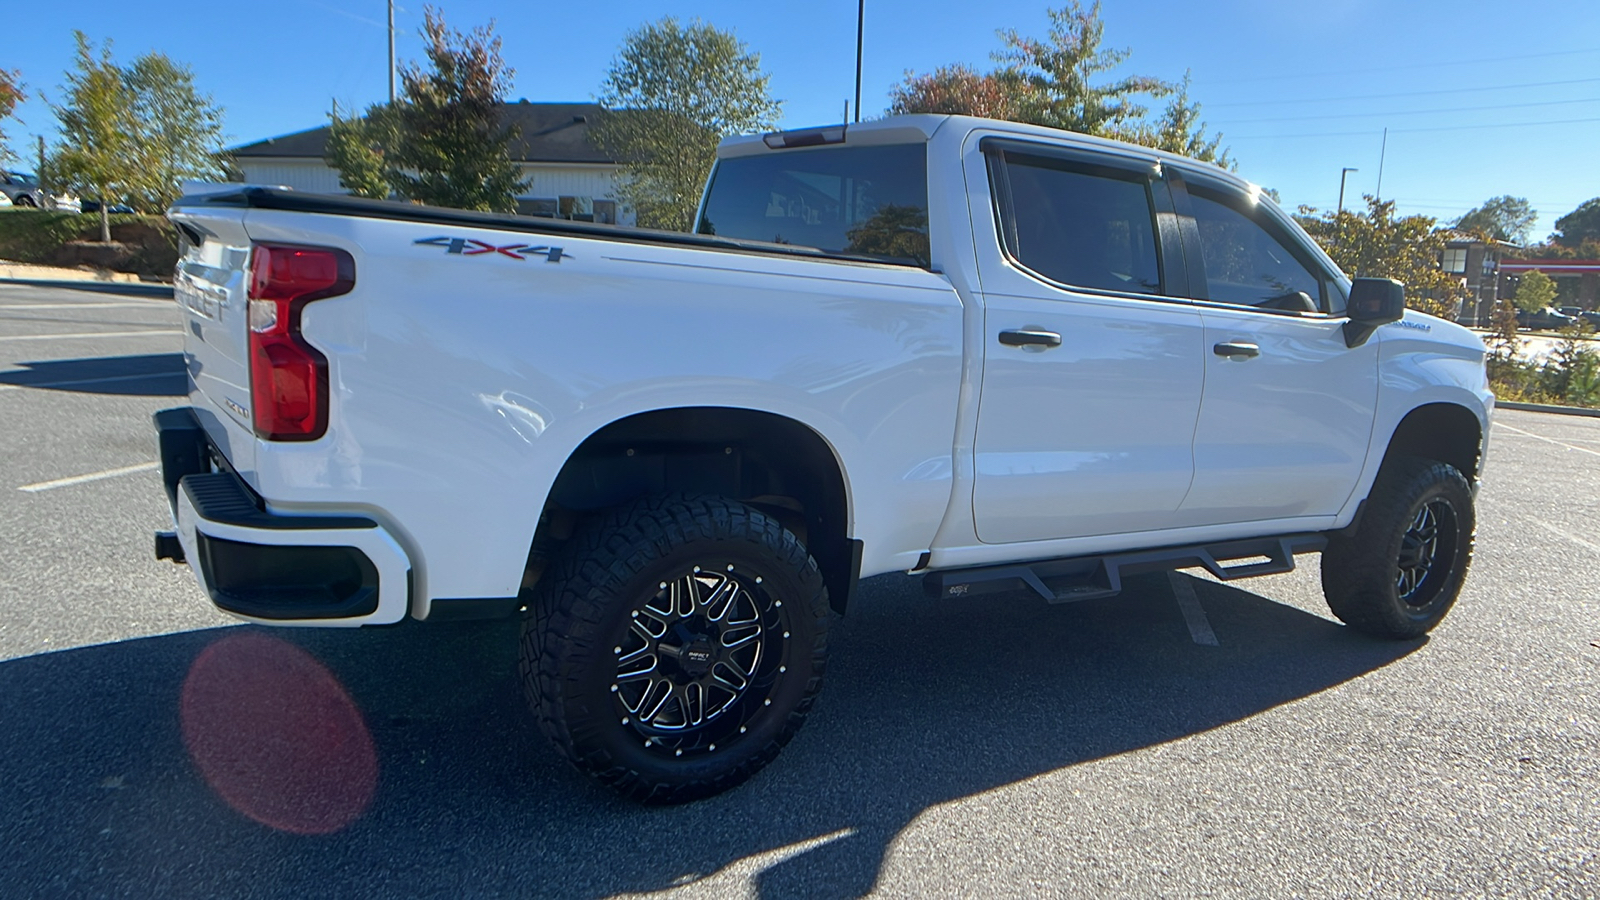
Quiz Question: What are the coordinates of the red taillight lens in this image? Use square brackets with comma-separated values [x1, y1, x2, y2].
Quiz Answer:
[247, 243, 354, 441]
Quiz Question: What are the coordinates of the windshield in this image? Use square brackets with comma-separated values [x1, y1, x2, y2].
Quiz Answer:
[696, 143, 930, 267]
[8, 172, 38, 186]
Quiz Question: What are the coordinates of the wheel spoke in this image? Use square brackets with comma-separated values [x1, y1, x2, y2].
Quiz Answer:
[712, 662, 748, 691]
[704, 579, 740, 622]
[721, 623, 761, 649]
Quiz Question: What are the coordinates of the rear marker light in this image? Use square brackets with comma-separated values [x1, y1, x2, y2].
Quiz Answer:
[247, 243, 354, 441]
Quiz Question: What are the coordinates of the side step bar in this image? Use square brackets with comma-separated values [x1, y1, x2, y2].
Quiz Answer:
[923, 533, 1329, 604]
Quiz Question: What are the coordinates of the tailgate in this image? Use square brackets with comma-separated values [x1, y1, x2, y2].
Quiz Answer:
[169, 205, 257, 475]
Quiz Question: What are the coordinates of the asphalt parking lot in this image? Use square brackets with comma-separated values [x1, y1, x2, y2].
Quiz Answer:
[1, 279, 1596, 899]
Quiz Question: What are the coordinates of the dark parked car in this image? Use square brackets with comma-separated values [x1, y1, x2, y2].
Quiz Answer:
[0, 170, 49, 208]
[1517, 306, 1577, 331]
[79, 199, 137, 215]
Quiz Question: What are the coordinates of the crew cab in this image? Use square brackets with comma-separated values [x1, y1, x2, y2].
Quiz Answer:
[156, 115, 1492, 803]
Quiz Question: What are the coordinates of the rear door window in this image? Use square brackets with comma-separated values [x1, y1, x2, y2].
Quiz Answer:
[697, 144, 930, 266]
[991, 151, 1164, 296]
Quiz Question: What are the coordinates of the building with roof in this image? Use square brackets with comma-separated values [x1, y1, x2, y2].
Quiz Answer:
[230, 101, 630, 224]
[1498, 258, 1600, 310]
[1438, 232, 1515, 326]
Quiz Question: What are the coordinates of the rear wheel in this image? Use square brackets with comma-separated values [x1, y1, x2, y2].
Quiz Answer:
[15, 194, 36, 208]
[520, 495, 829, 803]
[1322, 457, 1474, 639]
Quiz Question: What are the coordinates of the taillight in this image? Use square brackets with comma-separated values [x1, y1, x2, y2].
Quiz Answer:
[247, 243, 354, 441]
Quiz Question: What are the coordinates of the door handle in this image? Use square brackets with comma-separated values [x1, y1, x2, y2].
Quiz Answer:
[999, 328, 1062, 348]
[1213, 341, 1260, 359]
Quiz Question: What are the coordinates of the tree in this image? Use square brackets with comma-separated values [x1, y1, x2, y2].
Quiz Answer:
[1453, 195, 1535, 244]
[1511, 268, 1557, 313]
[991, 1, 1169, 138]
[1553, 197, 1600, 248]
[1139, 70, 1231, 168]
[888, 64, 1019, 119]
[591, 17, 781, 231]
[1296, 196, 1468, 320]
[123, 53, 228, 211]
[52, 32, 138, 242]
[0, 68, 23, 162]
[324, 102, 392, 199]
[326, 8, 527, 212]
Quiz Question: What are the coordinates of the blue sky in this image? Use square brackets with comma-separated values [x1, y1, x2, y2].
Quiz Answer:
[7, 0, 1597, 239]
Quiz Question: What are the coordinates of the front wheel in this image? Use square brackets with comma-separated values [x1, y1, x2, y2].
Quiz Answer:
[520, 495, 830, 803]
[1322, 457, 1475, 639]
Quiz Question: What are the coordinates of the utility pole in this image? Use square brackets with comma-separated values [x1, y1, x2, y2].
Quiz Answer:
[1375, 128, 1387, 201]
[854, 0, 864, 123]
[1337, 167, 1359, 217]
[36, 135, 45, 192]
[388, 0, 397, 104]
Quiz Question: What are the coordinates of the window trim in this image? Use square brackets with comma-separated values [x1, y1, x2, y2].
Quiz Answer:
[1169, 169, 1343, 319]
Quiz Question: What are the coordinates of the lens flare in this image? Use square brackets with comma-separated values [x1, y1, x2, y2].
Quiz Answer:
[180, 632, 377, 835]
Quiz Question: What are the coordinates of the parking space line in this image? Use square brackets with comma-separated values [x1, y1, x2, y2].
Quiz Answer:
[1525, 518, 1600, 555]
[0, 371, 187, 394]
[0, 302, 171, 310]
[1494, 421, 1600, 459]
[0, 330, 182, 342]
[18, 462, 160, 493]
[1168, 571, 1219, 646]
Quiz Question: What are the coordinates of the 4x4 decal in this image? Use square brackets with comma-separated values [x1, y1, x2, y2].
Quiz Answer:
[414, 236, 572, 263]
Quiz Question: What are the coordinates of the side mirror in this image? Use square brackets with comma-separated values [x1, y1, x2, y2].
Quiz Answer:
[1344, 277, 1405, 347]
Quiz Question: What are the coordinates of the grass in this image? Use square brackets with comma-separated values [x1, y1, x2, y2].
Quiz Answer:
[0, 209, 162, 264]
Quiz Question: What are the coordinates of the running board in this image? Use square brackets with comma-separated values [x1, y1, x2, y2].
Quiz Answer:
[923, 534, 1329, 604]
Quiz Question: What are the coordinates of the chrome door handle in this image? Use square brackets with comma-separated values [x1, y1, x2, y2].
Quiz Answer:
[999, 328, 1062, 348]
[1213, 341, 1260, 359]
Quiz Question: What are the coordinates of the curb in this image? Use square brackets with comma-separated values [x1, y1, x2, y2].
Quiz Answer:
[0, 262, 143, 284]
[1496, 400, 1600, 418]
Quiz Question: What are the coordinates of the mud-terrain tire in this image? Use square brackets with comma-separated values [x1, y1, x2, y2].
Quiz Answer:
[520, 494, 830, 803]
[1322, 457, 1474, 639]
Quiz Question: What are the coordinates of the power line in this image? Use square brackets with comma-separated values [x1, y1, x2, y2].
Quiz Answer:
[1221, 95, 1599, 125]
[1228, 116, 1600, 140]
[1195, 46, 1600, 86]
[1208, 77, 1600, 109]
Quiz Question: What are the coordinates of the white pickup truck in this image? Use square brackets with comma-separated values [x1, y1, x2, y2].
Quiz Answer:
[156, 114, 1492, 803]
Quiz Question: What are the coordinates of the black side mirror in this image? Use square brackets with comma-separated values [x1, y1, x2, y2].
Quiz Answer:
[1344, 277, 1405, 347]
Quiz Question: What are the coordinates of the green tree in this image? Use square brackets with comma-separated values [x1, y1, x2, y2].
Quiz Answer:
[1553, 197, 1600, 248]
[52, 32, 138, 242]
[0, 68, 23, 162]
[386, 9, 526, 211]
[123, 52, 228, 211]
[1453, 195, 1535, 244]
[325, 101, 392, 199]
[992, 1, 1170, 138]
[1511, 268, 1557, 313]
[1139, 70, 1231, 168]
[1296, 196, 1467, 320]
[592, 17, 781, 231]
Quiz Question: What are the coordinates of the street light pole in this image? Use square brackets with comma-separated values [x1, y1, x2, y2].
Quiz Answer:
[1337, 167, 1359, 217]
[854, 0, 864, 123]
[388, 0, 396, 104]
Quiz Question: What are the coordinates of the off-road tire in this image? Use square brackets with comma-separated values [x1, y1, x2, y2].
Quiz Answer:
[1322, 456, 1475, 639]
[520, 494, 830, 804]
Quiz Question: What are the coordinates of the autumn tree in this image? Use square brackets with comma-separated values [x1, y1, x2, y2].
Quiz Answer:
[0, 68, 23, 162]
[325, 8, 526, 212]
[1511, 268, 1557, 313]
[52, 33, 138, 241]
[592, 18, 781, 231]
[1453, 195, 1535, 244]
[1296, 196, 1467, 320]
[888, 64, 1019, 119]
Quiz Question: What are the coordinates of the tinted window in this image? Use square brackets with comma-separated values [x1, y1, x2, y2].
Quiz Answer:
[1188, 188, 1323, 312]
[999, 154, 1161, 295]
[697, 144, 929, 266]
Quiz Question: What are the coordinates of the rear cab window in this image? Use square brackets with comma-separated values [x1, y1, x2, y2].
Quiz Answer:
[696, 144, 930, 267]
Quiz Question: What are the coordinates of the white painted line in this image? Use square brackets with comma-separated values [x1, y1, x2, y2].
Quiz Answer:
[0, 301, 170, 310]
[1169, 571, 1219, 646]
[19, 462, 159, 493]
[1494, 421, 1600, 459]
[0, 329, 182, 342]
[1526, 518, 1600, 555]
[0, 371, 187, 394]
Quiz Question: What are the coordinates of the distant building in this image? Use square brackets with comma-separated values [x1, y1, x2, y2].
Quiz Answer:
[230, 101, 630, 224]
[1439, 232, 1514, 326]
[1498, 258, 1600, 310]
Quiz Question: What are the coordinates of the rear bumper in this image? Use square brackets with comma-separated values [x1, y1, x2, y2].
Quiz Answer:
[154, 407, 412, 626]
